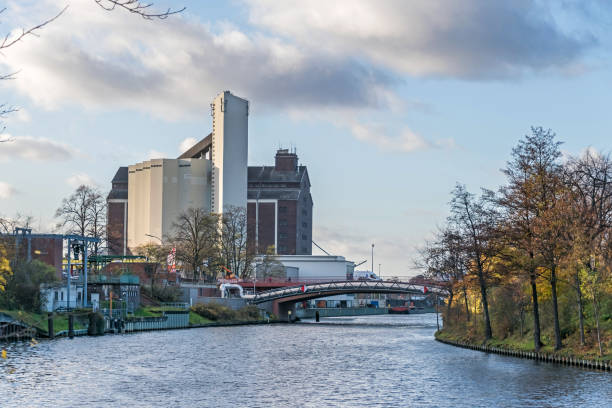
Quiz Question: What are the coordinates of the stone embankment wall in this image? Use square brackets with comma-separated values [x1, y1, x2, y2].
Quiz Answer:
[436, 336, 611, 372]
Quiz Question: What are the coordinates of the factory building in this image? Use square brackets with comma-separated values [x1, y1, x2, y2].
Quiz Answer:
[106, 90, 312, 256]
[247, 149, 313, 255]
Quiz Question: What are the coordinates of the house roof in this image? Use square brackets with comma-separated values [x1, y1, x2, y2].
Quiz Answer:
[111, 167, 128, 184]
[247, 165, 308, 184]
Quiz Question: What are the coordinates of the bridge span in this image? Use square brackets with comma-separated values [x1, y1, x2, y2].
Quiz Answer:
[244, 280, 445, 320]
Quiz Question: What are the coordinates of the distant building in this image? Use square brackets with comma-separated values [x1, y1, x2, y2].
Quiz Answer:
[247, 149, 313, 255]
[107, 167, 128, 255]
[0, 230, 64, 278]
[107, 91, 249, 253]
[106, 91, 314, 257]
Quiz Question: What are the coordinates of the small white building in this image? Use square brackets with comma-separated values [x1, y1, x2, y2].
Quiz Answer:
[40, 283, 83, 312]
[255, 255, 355, 281]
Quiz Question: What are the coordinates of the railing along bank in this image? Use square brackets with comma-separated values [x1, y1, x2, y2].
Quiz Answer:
[436, 334, 612, 372]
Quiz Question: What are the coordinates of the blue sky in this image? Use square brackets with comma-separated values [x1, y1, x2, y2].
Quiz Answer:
[1, 0, 612, 277]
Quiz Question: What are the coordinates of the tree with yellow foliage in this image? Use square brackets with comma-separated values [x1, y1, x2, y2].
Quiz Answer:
[0, 244, 12, 292]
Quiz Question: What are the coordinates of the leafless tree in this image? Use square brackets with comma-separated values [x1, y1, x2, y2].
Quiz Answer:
[94, 0, 185, 19]
[171, 208, 219, 281]
[449, 184, 499, 340]
[219, 206, 255, 280]
[56, 185, 106, 254]
[0, 6, 67, 137]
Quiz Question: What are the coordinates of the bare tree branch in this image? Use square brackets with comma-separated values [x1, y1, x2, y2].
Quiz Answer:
[0, 6, 68, 51]
[94, 0, 185, 20]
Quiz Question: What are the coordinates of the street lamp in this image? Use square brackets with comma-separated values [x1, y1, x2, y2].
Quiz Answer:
[145, 233, 162, 244]
[371, 243, 375, 278]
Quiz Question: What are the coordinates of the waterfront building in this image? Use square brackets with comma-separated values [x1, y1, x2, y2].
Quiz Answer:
[107, 92, 315, 256]
[107, 90, 249, 252]
[247, 149, 313, 255]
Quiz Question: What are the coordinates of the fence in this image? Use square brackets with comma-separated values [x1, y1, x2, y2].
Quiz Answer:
[106, 311, 190, 332]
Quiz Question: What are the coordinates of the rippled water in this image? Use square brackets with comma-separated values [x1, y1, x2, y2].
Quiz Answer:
[1, 314, 611, 407]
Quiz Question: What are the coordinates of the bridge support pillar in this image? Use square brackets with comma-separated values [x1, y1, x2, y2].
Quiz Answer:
[258, 300, 296, 322]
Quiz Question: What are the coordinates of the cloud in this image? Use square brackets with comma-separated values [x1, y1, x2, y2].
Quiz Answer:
[66, 173, 97, 188]
[147, 150, 168, 160]
[179, 137, 198, 154]
[0, 134, 77, 161]
[247, 0, 596, 79]
[348, 121, 454, 153]
[0, 181, 17, 199]
[314, 226, 421, 277]
[1, 0, 396, 120]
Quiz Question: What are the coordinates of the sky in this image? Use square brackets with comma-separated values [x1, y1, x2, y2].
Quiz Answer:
[1, 0, 612, 277]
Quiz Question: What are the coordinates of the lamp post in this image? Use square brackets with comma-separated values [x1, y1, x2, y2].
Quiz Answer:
[145, 233, 162, 244]
[371, 243, 375, 277]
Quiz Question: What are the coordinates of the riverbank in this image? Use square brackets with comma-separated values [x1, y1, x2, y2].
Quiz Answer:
[1, 306, 276, 339]
[435, 329, 612, 372]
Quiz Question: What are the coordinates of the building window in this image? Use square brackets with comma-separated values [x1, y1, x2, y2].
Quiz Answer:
[302, 210, 308, 216]
[302, 222, 308, 228]
[278, 245, 287, 252]
[279, 232, 288, 240]
[279, 219, 288, 227]
[302, 234, 308, 240]
[302, 247, 309, 253]
[54, 291, 58, 301]
[279, 206, 287, 214]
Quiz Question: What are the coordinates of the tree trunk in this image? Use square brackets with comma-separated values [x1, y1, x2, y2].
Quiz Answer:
[530, 271, 542, 352]
[463, 285, 470, 322]
[592, 295, 603, 357]
[575, 272, 585, 346]
[446, 290, 454, 323]
[476, 264, 492, 340]
[550, 265, 562, 351]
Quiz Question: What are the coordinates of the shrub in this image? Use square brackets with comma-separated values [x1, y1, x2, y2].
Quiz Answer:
[191, 303, 262, 322]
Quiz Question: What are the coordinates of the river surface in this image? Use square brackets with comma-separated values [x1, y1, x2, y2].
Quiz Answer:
[1, 314, 611, 407]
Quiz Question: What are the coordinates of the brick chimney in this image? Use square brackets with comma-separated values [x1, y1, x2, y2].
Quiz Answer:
[275, 149, 298, 171]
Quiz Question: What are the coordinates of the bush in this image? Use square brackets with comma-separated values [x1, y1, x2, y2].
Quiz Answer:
[190, 303, 262, 322]
[0, 260, 57, 312]
[141, 284, 182, 303]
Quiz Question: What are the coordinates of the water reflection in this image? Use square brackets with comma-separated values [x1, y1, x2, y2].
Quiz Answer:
[1, 314, 610, 407]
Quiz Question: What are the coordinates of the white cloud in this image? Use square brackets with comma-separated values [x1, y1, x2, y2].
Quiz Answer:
[348, 121, 454, 153]
[147, 150, 167, 160]
[0, 181, 17, 199]
[1, 0, 394, 120]
[0, 134, 77, 161]
[247, 0, 595, 79]
[66, 173, 97, 188]
[179, 137, 198, 154]
[314, 226, 421, 278]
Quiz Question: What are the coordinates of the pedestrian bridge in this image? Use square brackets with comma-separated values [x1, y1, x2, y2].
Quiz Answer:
[244, 280, 445, 319]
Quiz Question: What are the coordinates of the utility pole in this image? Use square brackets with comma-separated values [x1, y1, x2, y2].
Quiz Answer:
[66, 239, 71, 311]
[371, 243, 375, 277]
[83, 240, 88, 308]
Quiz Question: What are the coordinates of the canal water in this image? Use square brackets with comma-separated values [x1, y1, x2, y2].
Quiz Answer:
[1, 314, 611, 407]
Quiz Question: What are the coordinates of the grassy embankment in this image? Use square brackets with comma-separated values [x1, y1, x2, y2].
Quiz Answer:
[2, 303, 267, 338]
[1, 309, 86, 336]
[436, 320, 612, 361]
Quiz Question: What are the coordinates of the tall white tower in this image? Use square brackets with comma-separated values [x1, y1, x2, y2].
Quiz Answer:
[211, 90, 249, 213]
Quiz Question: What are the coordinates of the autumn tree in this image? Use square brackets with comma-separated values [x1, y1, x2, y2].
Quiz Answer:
[448, 184, 498, 340]
[564, 150, 612, 345]
[497, 127, 563, 351]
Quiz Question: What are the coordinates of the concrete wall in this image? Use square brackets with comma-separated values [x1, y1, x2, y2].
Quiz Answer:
[211, 91, 248, 213]
[127, 158, 211, 249]
[255, 255, 354, 281]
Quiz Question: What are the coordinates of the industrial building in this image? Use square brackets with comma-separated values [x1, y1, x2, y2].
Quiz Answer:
[247, 149, 313, 255]
[107, 91, 250, 252]
[106, 90, 313, 256]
